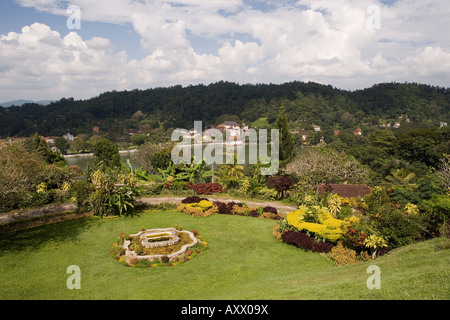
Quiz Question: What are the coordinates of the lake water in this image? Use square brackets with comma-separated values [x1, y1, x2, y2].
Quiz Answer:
[65, 143, 275, 171]
[65, 152, 136, 171]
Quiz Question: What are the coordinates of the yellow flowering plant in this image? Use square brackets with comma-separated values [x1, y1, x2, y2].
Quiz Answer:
[286, 206, 345, 242]
[364, 234, 388, 259]
[36, 182, 47, 194]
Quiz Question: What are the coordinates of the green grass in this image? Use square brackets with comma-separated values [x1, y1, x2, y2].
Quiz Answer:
[0, 210, 449, 300]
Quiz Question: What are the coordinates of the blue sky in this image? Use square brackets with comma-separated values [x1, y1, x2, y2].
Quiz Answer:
[0, 0, 449, 102]
[0, 0, 146, 60]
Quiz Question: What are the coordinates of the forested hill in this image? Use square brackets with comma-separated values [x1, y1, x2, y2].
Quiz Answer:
[0, 81, 449, 138]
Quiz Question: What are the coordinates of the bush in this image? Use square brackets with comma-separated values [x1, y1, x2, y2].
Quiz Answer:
[330, 243, 358, 266]
[262, 206, 278, 214]
[177, 204, 203, 216]
[262, 212, 282, 220]
[0, 143, 50, 212]
[139, 181, 164, 196]
[181, 196, 209, 204]
[212, 201, 243, 215]
[71, 179, 93, 213]
[249, 209, 259, 217]
[286, 208, 344, 242]
[374, 205, 423, 248]
[312, 241, 334, 253]
[177, 201, 218, 217]
[266, 175, 294, 198]
[150, 148, 173, 170]
[281, 230, 334, 253]
[88, 170, 142, 217]
[421, 195, 450, 237]
[281, 230, 314, 251]
[213, 201, 228, 214]
[189, 183, 222, 195]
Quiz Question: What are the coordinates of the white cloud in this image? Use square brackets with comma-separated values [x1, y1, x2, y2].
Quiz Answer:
[0, 23, 129, 100]
[1, 0, 449, 101]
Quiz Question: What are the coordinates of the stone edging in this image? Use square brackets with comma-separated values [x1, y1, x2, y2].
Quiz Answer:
[124, 228, 198, 264]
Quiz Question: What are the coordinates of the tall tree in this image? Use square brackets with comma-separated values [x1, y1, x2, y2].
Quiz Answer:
[55, 136, 70, 155]
[31, 132, 66, 165]
[275, 106, 295, 162]
[93, 138, 120, 168]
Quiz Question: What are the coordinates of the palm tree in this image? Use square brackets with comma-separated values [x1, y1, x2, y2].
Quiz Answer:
[218, 162, 244, 189]
[385, 168, 416, 186]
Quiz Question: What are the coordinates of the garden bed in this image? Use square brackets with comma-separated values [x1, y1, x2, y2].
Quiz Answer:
[111, 226, 207, 267]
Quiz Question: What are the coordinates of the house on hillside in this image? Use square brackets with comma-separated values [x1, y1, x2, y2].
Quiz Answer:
[299, 130, 308, 141]
[202, 129, 214, 143]
[44, 136, 58, 146]
[217, 121, 240, 140]
[128, 128, 142, 136]
[313, 125, 321, 132]
[353, 128, 363, 136]
[63, 133, 74, 142]
[317, 183, 372, 198]
[217, 121, 240, 131]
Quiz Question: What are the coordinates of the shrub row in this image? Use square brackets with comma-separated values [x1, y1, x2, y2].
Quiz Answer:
[181, 196, 209, 204]
[188, 183, 222, 195]
[178, 197, 283, 220]
[280, 230, 334, 253]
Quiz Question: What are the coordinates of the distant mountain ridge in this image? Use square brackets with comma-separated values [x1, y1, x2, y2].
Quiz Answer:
[0, 81, 449, 138]
[0, 99, 54, 108]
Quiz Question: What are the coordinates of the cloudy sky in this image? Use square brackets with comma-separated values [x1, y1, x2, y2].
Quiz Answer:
[0, 0, 449, 102]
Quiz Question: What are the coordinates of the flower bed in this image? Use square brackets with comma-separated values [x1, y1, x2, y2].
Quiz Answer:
[286, 206, 344, 242]
[280, 230, 334, 253]
[177, 196, 284, 220]
[275, 203, 392, 265]
[110, 227, 207, 267]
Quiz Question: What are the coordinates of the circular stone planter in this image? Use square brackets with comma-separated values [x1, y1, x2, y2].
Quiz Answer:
[123, 228, 198, 264]
[139, 229, 180, 249]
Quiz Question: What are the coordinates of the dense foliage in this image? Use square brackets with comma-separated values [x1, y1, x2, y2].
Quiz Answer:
[1, 81, 448, 140]
[1, 81, 448, 269]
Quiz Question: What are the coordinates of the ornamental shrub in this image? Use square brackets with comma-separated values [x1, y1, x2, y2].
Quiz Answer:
[421, 195, 450, 237]
[373, 205, 423, 248]
[249, 209, 259, 217]
[189, 183, 222, 195]
[281, 230, 314, 251]
[181, 196, 209, 204]
[312, 241, 334, 253]
[286, 208, 344, 242]
[266, 175, 294, 198]
[263, 206, 278, 214]
[330, 243, 358, 266]
[213, 201, 244, 215]
[193, 200, 213, 210]
[262, 212, 280, 220]
[280, 230, 333, 253]
[213, 201, 228, 214]
[177, 201, 217, 217]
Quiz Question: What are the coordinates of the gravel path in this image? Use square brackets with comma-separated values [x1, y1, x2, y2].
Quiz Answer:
[0, 196, 297, 225]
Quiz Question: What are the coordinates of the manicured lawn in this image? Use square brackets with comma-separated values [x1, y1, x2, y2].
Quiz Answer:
[0, 210, 449, 300]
